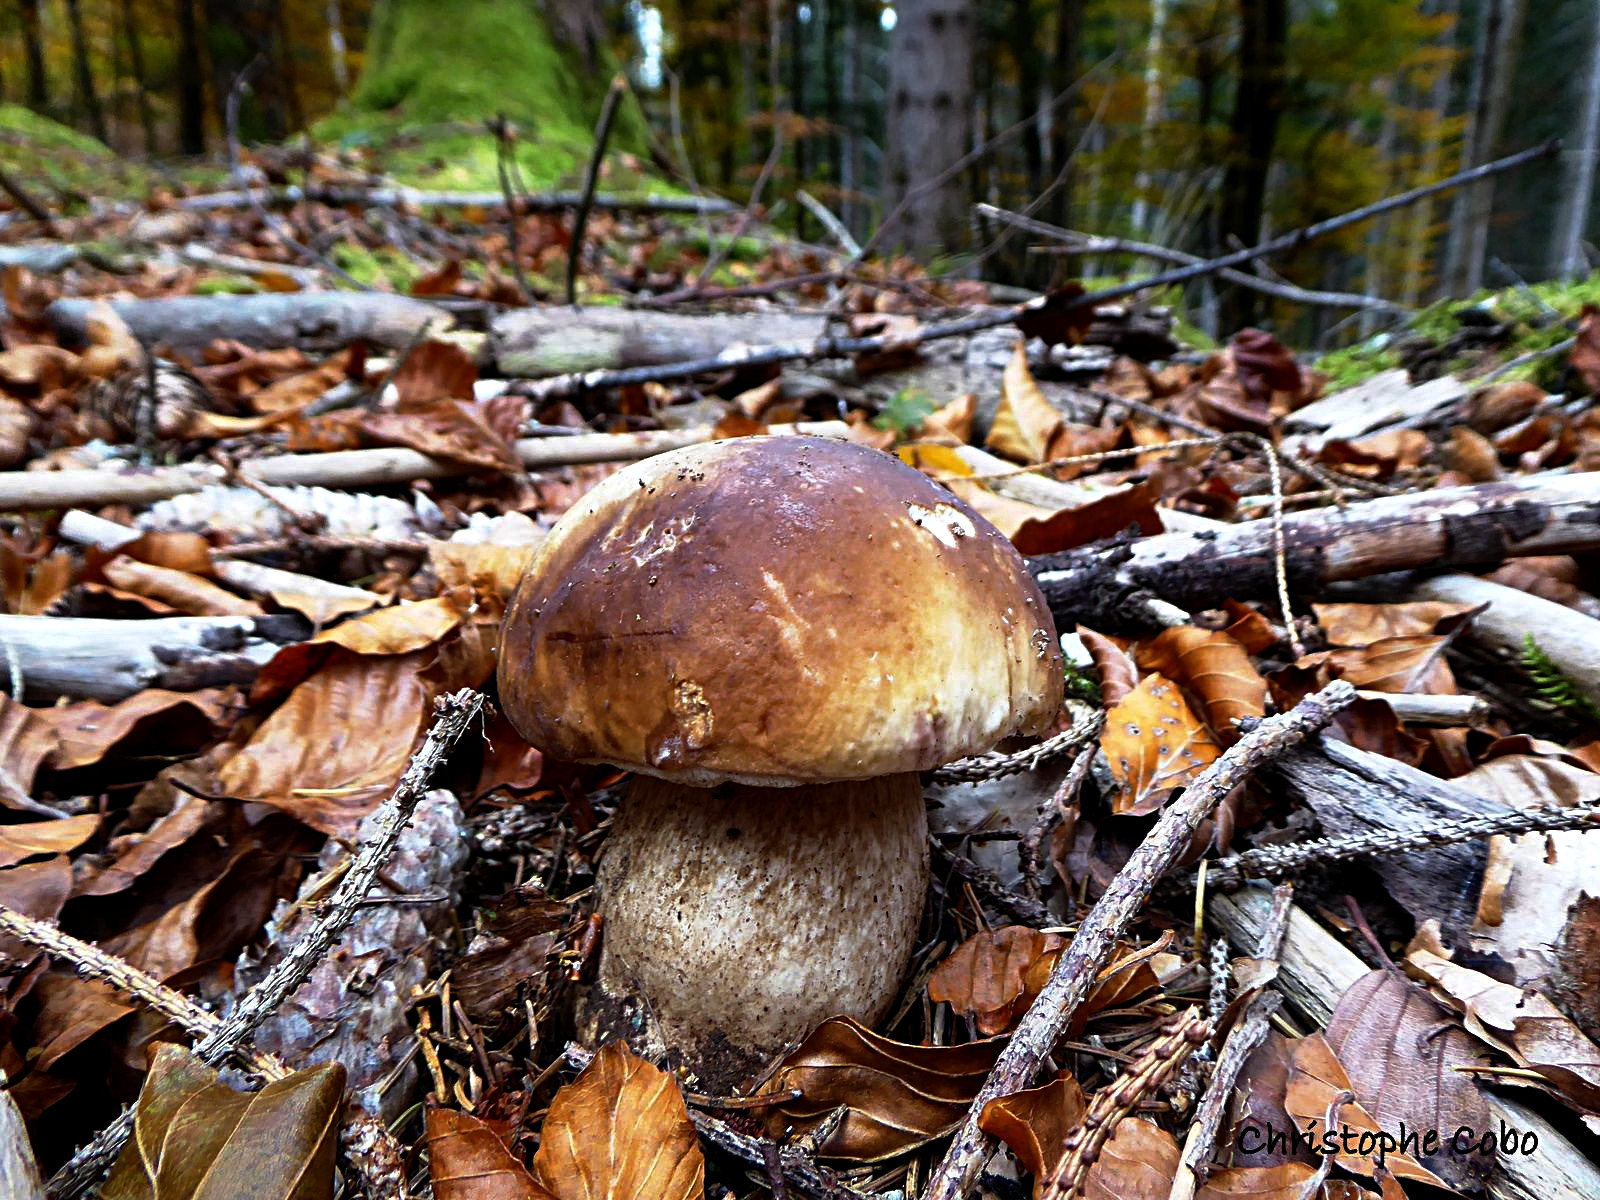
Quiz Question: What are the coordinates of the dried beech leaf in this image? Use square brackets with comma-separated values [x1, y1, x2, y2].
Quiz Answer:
[0, 695, 63, 804]
[1325, 635, 1456, 694]
[1573, 305, 1600, 395]
[757, 1016, 1005, 1161]
[1324, 969, 1492, 1189]
[1080, 1117, 1180, 1200]
[45, 689, 228, 771]
[1134, 627, 1267, 746]
[987, 340, 1062, 463]
[1312, 602, 1475, 645]
[532, 1042, 703, 1200]
[978, 1074, 1085, 1197]
[429, 1109, 555, 1200]
[929, 926, 1067, 1035]
[362, 399, 520, 475]
[1552, 894, 1600, 1044]
[1078, 627, 1138, 705]
[391, 340, 478, 405]
[1282, 1034, 1450, 1187]
[221, 652, 435, 835]
[0, 814, 99, 869]
[1195, 1164, 1320, 1200]
[950, 479, 1160, 555]
[1102, 673, 1221, 815]
[101, 1044, 342, 1200]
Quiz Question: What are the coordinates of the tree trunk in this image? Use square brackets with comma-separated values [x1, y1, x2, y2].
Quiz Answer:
[882, 0, 978, 256]
[1217, 0, 1288, 331]
[1445, 0, 1526, 296]
[121, 0, 159, 154]
[176, 0, 208, 154]
[1045, 0, 1082, 233]
[1401, 0, 1456, 308]
[64, 0, 109, 142]
[326, 0, 350, 94]
[1554, 2, 1600, 279]
[1131, 0, 1170, 237]
[19, 0, 48, 109]
[1011, 0, 1045, 202]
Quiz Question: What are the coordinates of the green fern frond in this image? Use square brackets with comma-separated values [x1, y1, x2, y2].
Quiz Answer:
[1520, 635, 1600, 724]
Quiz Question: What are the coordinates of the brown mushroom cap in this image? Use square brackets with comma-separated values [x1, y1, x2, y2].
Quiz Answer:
[497, 435, 1064, 786]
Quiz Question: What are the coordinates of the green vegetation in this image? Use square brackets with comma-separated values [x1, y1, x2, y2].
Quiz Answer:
[1521, 635, 1600, 725]
[874, 388, 939, 434]
[0, 103, 151, 203]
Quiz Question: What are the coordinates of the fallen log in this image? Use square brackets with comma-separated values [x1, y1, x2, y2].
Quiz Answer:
[1208, 885, 1600, 1200]
[47, 293, 453, 354]
[174, 184, 736, 215]
[1407, 573, 1600, 710]
[0, 613, 306, 702]
[487, 304, 1173, 378]
[1027, 473, 1600, 629]
[0, 422, 851, 511]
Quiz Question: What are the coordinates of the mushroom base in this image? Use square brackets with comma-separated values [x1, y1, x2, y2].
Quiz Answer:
[591, 773, 929, 1090]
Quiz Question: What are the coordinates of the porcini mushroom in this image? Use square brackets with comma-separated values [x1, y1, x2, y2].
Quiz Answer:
[497, 435, 1063, 1086]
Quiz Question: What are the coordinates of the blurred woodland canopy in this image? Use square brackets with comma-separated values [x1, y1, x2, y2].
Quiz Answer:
[3, 0, 1600, 333]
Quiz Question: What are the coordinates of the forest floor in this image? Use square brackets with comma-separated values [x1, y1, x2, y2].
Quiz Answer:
[0, 116, 1599, 1200]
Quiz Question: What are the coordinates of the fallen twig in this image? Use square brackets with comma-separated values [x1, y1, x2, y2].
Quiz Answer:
[0, 163, 60, 235]
[46, 689, 487, 1199]
[567, 75, 628, 305]
[921, 681, 1357, 1200]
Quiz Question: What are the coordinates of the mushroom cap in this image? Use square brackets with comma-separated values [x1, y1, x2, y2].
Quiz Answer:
[497, 435, 1065, 786]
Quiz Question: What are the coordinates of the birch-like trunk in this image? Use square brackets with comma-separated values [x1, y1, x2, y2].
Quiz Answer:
[1131, 0, 1169, 237]
[1554, 4, 1600, 279]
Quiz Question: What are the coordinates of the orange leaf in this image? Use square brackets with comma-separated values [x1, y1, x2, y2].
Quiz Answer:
[978, 1074, 1086, 1197]
[1101, 674, 1220, 815]
[429, 1109, 555, 1200]
[1134, 627, 1267, 746]
[929, 926, 1066, 1035]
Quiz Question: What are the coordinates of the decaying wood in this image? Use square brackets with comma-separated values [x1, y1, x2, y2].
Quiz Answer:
[47, 293, 452, 354]
[1028, 473, 1600, 629]
[1258, 736, 1515, 943]
[1357, 690, 1491, 725]
[1207, 885, 1600, 1200]
[174, 183, 737, 215]
[1408, 573, 1600, 709]
[0, 613, 305, 702]
[0, 422, 851, 511]
[1284, 369, 1468, 445]
[921, 681, 1356, 1200]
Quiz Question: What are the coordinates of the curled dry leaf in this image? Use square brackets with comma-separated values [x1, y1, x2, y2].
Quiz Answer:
[978, 1073, 1086, 1198]
[390, 339, 478, 405]
[1134, 627, 1267, 746]
[929, 926, 1067, 1035]
[101, 1044, 343, 1200]
[1078, 626, 1138, 705]
[1101, 673, 1221, 815]
[429, 1108, 555, 1200]
[1282, 1034, 1451, 1188]
[1323, 634, 1457, 695]
[532, 1042, 704, 1200]
[1312, 601, 1476, 646]
[0, 813, 99, 869]
[1571, 305, 1600, 395]
[0, 695, 63, 806]
[1406, 944, 1600, 1115]
[988, 340, 1063, 463]
[361, 399, 522, 475]
[0, 396, 32, 469]
[98, 557, 263, 618]
[1324, 969, 1492, 1190]
[1080, 1117, 1180, 1200]
[45, 688, 229, 771]
[757, 1016, 1005, 1161]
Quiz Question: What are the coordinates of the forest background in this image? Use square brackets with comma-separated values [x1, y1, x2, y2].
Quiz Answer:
[3, 0, 1598, 348]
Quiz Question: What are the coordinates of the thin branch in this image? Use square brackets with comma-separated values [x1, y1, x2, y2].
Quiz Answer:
[567, 75, 628, 305]
[692, 131, 785, 293]
[0, 163, 59, 234]
[921, 681, 1357, 1200]
[46, 689, 487, 1199]
[493, 116, 533, 306]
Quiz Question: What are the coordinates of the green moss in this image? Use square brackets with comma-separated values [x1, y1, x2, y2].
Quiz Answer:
[331, 243, 418, 290]
[1315, 340, 1403, 391]
[192, 275, 262, 295]
[320, 0, 651, 192]
[0, 103, 152, 204]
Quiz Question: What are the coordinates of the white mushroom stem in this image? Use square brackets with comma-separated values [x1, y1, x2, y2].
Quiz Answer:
[596, 773, 929, 1088]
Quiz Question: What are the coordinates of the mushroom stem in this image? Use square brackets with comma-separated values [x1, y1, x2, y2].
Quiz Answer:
[594, 773, 929, 1088]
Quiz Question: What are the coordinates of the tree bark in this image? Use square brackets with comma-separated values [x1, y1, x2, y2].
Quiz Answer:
[19, 0, 48, 109]
[64, 0, 109, 142]
[1216, 0, 1288, 331]
[1027, 472, 1600, 630]
[120, 0, 159, 154]
[1401, 0, 1457, 308]
[882, 0, 977, 256]
[1444, 0, 1527, 296]
[1131, 0, 1170, 237]
[175, 0, 208, 154]
[1553, 1, 1600, 279]
[325, 0, 350, 94]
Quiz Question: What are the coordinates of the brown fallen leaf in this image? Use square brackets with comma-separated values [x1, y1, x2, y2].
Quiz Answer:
[0, 813, 99, 869]
[757, 1017, 1005, 1161]
[1102, 673, 1221, 815]
[1570, 305, 1600, 395]
[1312, 601, 1475, 645]
[1134, 627, 1267, 746]
[1551, 894, 1600, 1045]
[929, 926, 1068, 1035]
[1078, 626, 1138, 705]
[1282, 1034, 1452, 1188]
[98, 557, 263, 617]
[532, 1042, 703, 1200]
[988, 340, 1063, 463]
[978, 1073, 1086, 1198]
[429, 1108, 555, 1200]
[391, 340, 478, 404]
[1323, 634, 1457, 694]
[1080, 1117, 1180, 1200]
[101, 1044, 343, 1200]
[0, 695, 63, 808]
[45, 688, 229, 771]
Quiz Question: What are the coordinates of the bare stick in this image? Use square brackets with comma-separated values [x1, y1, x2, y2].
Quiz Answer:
[567, 75, 628, 305]
[493, 116, 533, 305]
[0, 909, 287, 1080]
[980, 204, 1407, 314]
[46, 689, 487, 1199]
[0, 163, 59, 234]
[796, 189, 861, 257]
[176, 183, 736, 215]
[693, 131, 785, 292]
[921, 681, 1356, 1200]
